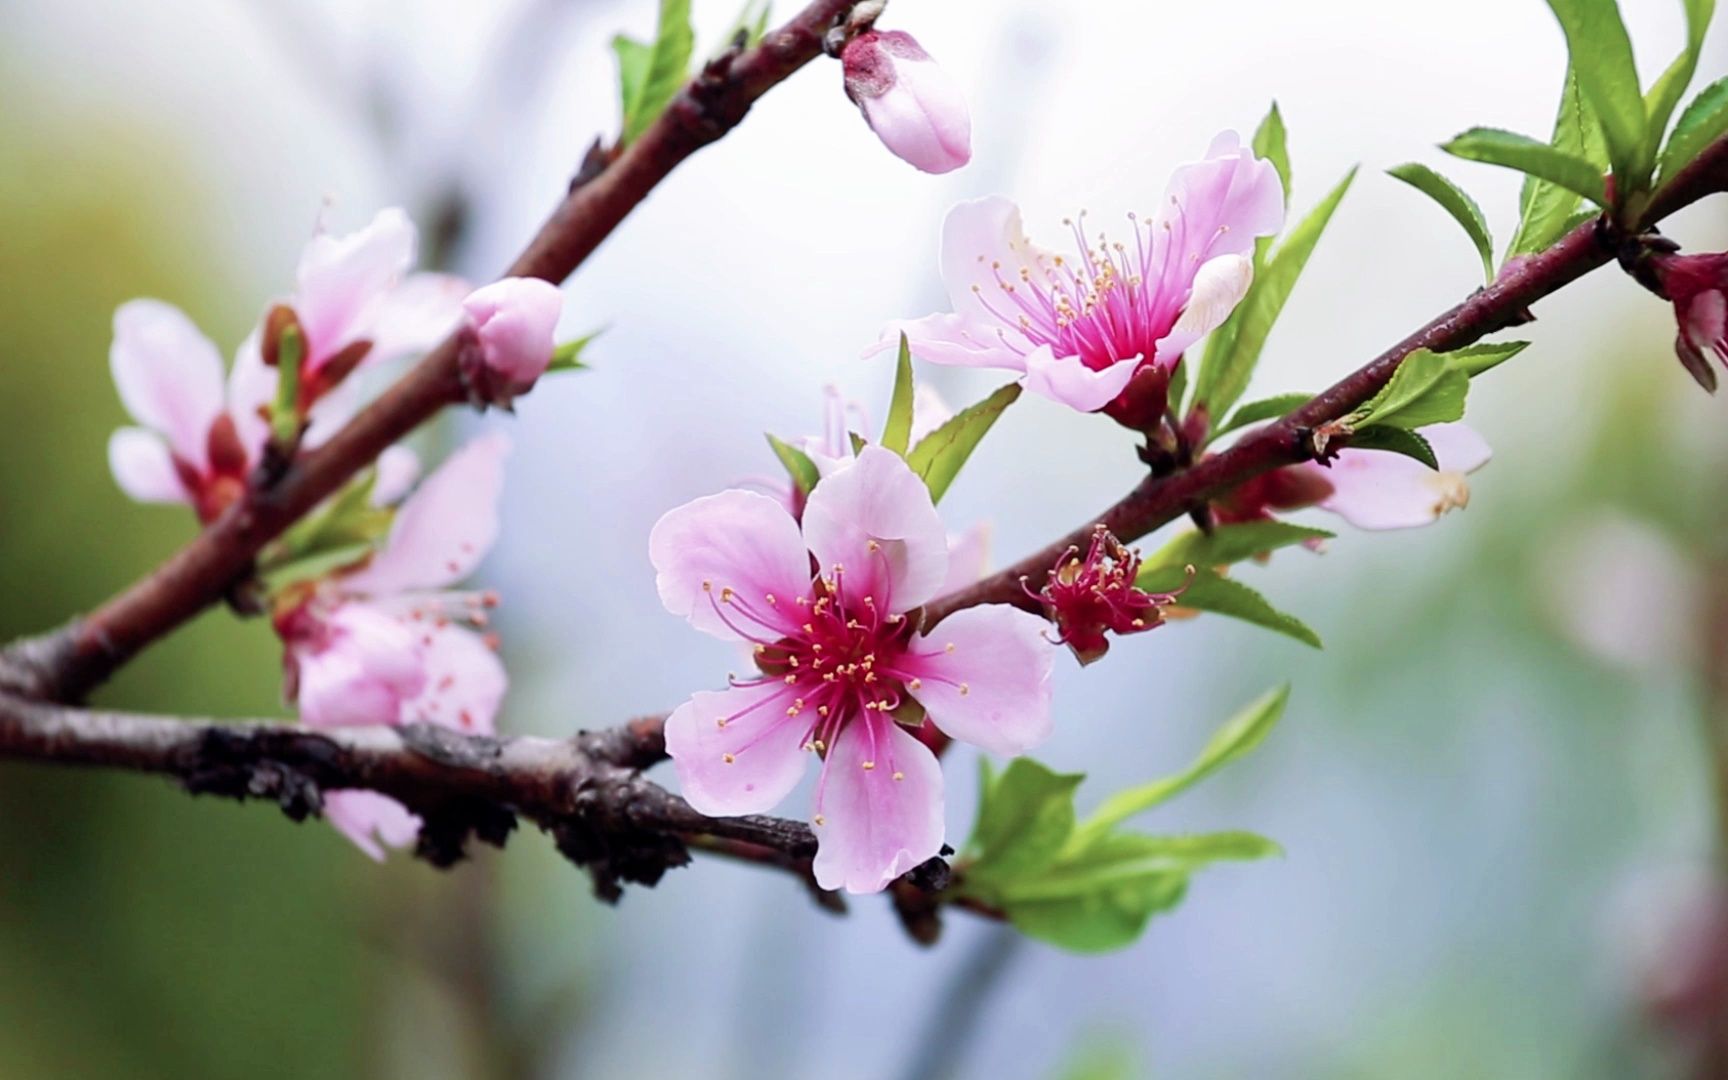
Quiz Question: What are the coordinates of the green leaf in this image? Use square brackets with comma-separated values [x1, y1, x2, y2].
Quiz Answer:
[1189, 167, 1357, 420]
[714, 0, 773, 54]
[1143, 521, 1333, 573]
[1645, 0, 1716, 165]
[615, 0, 695, 144]
[1345, 425, 1438, 469]
[1444, 127, 1608, 205]
[1387, 163, 1495, 283]
[964, 758, 1086, 885]
[269, 469, 392, 574]
[904, 382, 1021, 503]
[1071, 686, 1290, 843]
[1508, 69, 1609, 258]
[1211, 392, 1313, 440]
[1542, 0, 1651, 190]
[547, 330, 600, 373]
[1136, 567, 1322, 649]
[879, 334, 915, 456]
[1446, 340, 1531, 378]
[1003, 862, 1190, 953]
[1350, 348, 1469, 430]
[1659, 76, 1728, 188]
[765, 434, 819, 497]
[1252, 102, 1292, 205]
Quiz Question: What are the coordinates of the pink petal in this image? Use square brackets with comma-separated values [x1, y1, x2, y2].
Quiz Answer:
[875, 310, 1032, 374]
[1308, 423, 1490, 532]
[854, 45, 971, 174]
[910, 384, 954, 444]
[1154, 253, 1255, 365]
[1021, 346, 1140, 412]
[110, 299, 226, 469]
[811, 714, 944, 894]
[462, 277, 564, 389]
[902, 604, 1054, 757]
[367, 272, 471, 367]
[1422, 421, 1493, 473]
[938, 196, 1055, 320]
[324, 790, 421, 861]
[342, 434, 510, 595]
[649, 489, 813, 642]
[399, 623, 506, 735]
[801, 446, 949, 611]
[108, 428, 191, 505]
[665, 682, 810, 817]
[939, 523, 992, 596]
[291, 603, 427, 728]
[1158, 131, 1286, 264]
[226, 332, 277, 465]
[294, 207, 417, 365]
[370, 445, 421, 507]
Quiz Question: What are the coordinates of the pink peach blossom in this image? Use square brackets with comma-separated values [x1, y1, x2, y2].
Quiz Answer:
[652, 447, 1054, 893]
[842, 30, 970, 174]
[876, 133, 1283, 422]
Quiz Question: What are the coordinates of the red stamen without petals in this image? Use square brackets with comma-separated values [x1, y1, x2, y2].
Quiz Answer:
[1034, 525, 1183, 665]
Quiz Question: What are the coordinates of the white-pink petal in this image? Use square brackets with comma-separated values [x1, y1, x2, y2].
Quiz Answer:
[292, 604, 427, 728]
[342, 434, 510, 596]
[399, 623, 507, 735]
[324, 789, 421, 861]
[108, 428, 190, 505]
[110, 299, 226, 469]
[903, 604, 1054, 757]
[811, 715, 944, 894]
[938, 196, 1052, 320]
[367, 272, 470, 367]
[294, 207, 418, 365]
[877, 310, 1032, 373]
[1021, 346, 1140, 412]
[939, 522, 992, 596]
[649, 489, 813, 643]
[1308, 422, 1491, 531]
[801, 446, 949, 611]
[370, 445, 422, 507]
[665, 682, 809, 817]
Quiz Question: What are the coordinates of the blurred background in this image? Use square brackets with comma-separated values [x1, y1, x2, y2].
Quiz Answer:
[2, 0, 1726, 1076]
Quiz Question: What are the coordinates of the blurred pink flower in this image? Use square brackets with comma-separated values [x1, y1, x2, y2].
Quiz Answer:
[1650, 251, 1728, 391]
[651, 447, 1053, 893]
[876, 133, 1283, 423]
[842, 30, 970, 174]
[460, 277, 565, 405]
[275, 434, 511, 859]
[106, 300, 271, 523]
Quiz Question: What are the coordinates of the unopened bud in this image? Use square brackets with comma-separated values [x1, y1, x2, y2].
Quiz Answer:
[458, 277, 565, 409]
[841, 30, 971, 175]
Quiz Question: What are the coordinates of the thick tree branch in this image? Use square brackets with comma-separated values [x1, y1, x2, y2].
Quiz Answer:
[924, 141, 1728, 626]
[0, 0, 869, 704]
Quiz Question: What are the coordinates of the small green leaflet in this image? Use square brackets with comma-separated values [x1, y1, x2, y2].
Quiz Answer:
[765, 433, 819, 498]
[1346, 425, 1438, 469]
[714, 0, 772, 55]
[1446, 340, 1530, 378]
[1541, 0, 1650, 192]
[1658, 76, 1728, 189]
[1643, 0, 1715, 170]
[904, 382, 1021, 503]
[547, 330, 601, 373]
[1349, 348, 1469, 430]
[1443, 127, 1607, 206]
[1387, 163, 1495, 283]
[1507, 69, 1609, 259]
[1253, 102, 1293, 206]
[1211, 392, 1312, 440]
[1069, 685, 1289, 846]
[879, 335, 915, 456]
[1189, 166, 1357, 421]
[963, 758, 1086, 886]
[1142, 521, 1333, 573]
[1137, 565, 1323, 649]
[614, 0, 695, 145]
[269, 469, 392, 577]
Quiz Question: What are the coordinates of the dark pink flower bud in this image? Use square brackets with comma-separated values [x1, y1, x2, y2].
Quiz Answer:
[841, 30, 970, 175]
[1036, 526, 1181, 665]
[1650, 252, 1728, 392]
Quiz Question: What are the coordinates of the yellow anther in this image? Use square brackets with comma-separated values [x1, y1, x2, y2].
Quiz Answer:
[720, 586, 735, 602]
[765, 593, 777, 605]
[814, 814, 826, 826]
[945, 643, 956, 653]
[959, 683, 971, 696]
[866, 539, 881, 552]
[722, 753, 736, 764]
[892, 771, 905, 782]
[908, 678, 923, 690]
[702, 580, 713, 592]
[862, 761, 876, 771]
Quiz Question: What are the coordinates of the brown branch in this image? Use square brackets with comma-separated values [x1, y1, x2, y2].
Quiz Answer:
[924, 139, 1728, 627]
[0, 0, 870, 704]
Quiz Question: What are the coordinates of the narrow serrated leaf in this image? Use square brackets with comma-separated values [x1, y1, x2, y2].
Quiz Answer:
[1252, 102, 1292, 205]
[905, 383, 1021, 503]
[1071, 686, 1290, 843]
[765, 433, 819, 497]
[1645, 0, 1716, 165]
[1508, 69, 1610, 258]
[1542, 0, 1651, 190]
[1659, 77, 1728, 188]
[1447, 340, 1531, 378]
[1387, 163, 1495, 283]
[964, 759, 1086, 885]
[1351, 348, 1469, 430]
[1445, 127, 1608, 205]
[1190, 167, 1356, 420]
[880, 334, 916, 455]
[1136, 566, 1322, 649]
[1211, 392, 1313, 440]
[1346, 425, 1438, 468]
[619, 0, 695, 144]
[1144, 521, 1332, 572]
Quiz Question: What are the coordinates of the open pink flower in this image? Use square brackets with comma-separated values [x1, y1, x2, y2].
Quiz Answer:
[651, 447, 1054, 893]
[459, 277, 565, 406]
[1218, 422, 1491, 532]
[842, 30, 971, 174]
[876, 133, 1283, 424]
[107, 300, 273, 523]
[254, 207, 468, 408]
[275, 434, 511, 859]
